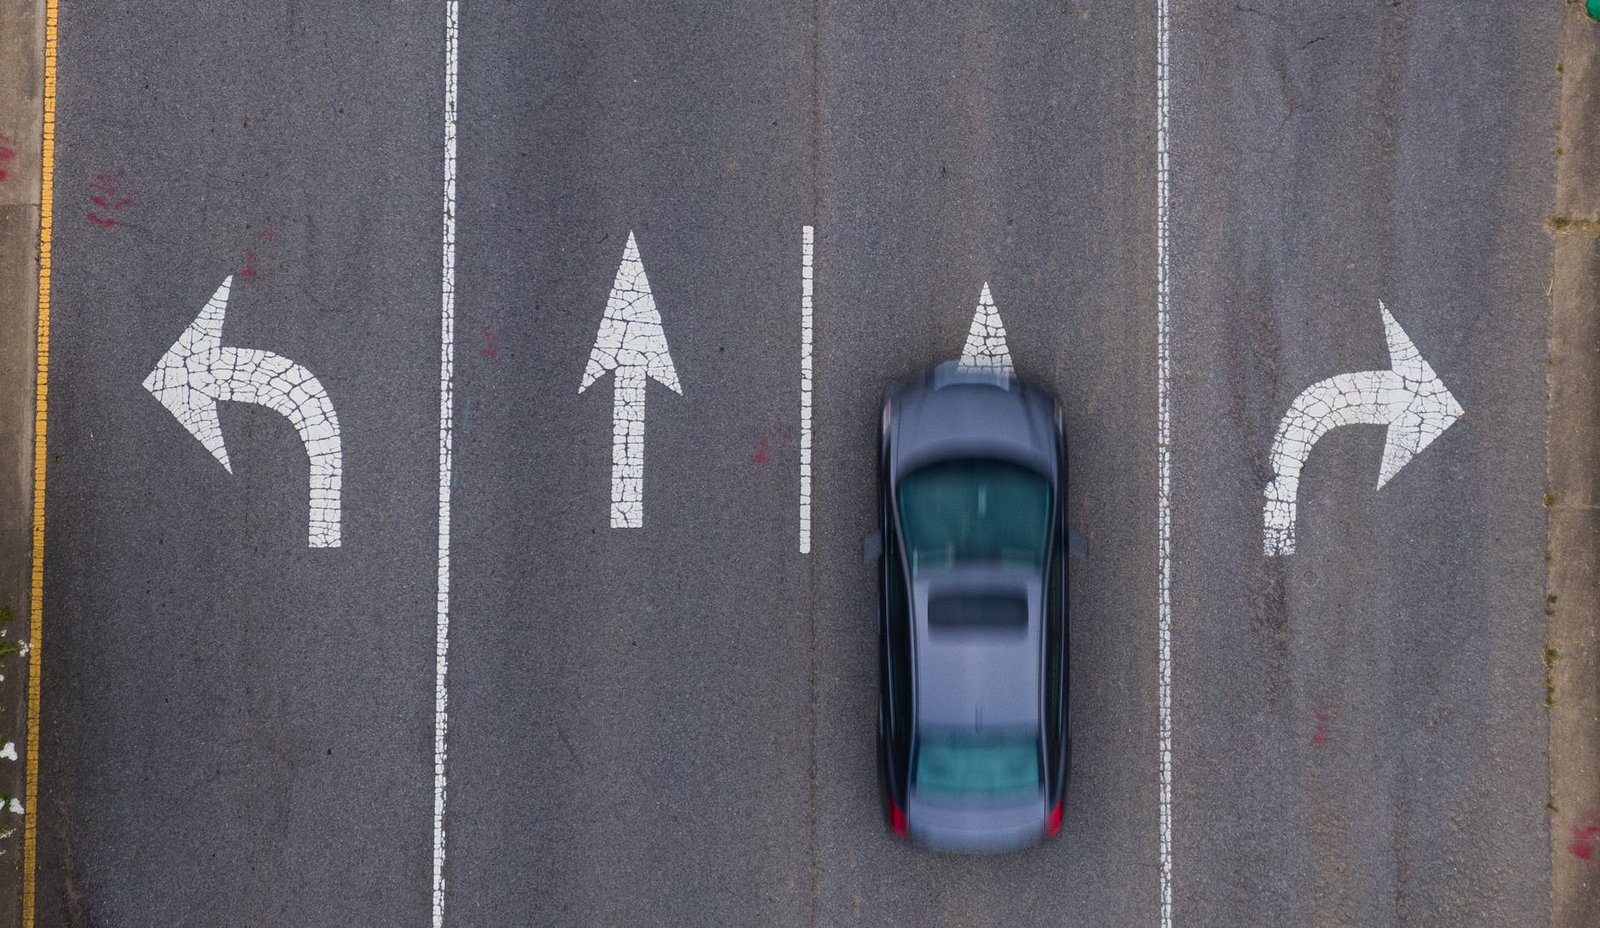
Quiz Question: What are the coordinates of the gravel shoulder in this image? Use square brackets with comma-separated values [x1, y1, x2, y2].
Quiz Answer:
[0, 0, 47, 923]
[1549, 6, 1600, 925]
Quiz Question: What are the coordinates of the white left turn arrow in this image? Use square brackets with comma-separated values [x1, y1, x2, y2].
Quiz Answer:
[1263, 301, 1463, 556]
[580, 231, 681, 529]
[143, 276, 343, 548]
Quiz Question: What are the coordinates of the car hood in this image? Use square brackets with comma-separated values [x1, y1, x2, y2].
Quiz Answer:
[889, 362, 1057, 478]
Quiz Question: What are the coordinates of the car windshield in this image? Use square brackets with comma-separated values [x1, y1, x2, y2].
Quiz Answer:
[913, 729, 1042, 802]
[896, 459, 1051, 574]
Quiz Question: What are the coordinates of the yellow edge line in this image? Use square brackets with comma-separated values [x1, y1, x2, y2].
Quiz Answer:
[23, 0, 58, 922]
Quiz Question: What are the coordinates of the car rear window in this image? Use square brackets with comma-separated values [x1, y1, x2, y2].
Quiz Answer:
[913, 729, 1042, 801]
[927, 594, 1028, 633]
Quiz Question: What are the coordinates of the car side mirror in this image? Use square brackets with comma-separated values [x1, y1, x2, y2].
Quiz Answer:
[863, 531, 883, 562]
[1067, 529, 1088, 562]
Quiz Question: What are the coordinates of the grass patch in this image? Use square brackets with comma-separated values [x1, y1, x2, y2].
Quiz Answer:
[1548, 215, 1600, 235]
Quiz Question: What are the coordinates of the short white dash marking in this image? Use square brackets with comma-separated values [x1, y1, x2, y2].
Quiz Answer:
[957, 282, 1014, 376]
[433, 2, 460, 925]
[0, 743, 15, 762]
[1156, 0, 1175, 923]
[799, 225, 814, 554]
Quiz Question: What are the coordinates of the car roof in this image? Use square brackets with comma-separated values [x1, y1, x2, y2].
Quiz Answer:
[911, 565, 1043, 732]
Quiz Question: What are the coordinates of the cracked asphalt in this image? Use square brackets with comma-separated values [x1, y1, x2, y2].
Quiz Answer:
[28, 2, 1567, 926]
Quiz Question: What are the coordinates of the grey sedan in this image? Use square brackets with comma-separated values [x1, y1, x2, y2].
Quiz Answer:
[874, 360, 1070, 853]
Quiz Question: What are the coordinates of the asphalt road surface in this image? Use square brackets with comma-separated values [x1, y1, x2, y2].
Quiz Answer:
[32, 2, 1561, 926]
[1173, 5, 1557, 925]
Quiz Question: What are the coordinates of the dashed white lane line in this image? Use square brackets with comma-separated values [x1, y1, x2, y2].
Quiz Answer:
[1156, 0, 1175, 923]
[433, 1, 460, 925]
[957, 282, 1014, 376]
[799, 225, 814, 554]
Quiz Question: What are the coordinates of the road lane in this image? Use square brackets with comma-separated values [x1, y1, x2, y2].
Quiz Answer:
[37, 4, 443, 924]
[446, 3, 817, 925]
[1172, 3, 1559, 924]
[809, 3, 1161, 924]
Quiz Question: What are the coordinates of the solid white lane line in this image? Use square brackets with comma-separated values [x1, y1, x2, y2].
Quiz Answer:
[433, 2, 460, 925]
[1156, 0, 1174, 925]
[800, 225, 814, 554]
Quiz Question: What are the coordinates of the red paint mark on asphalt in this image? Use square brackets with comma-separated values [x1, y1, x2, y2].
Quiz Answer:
[750, 424, 795, 465]
[480, 330, 499, 358]
[86, 173, 133, 228]
[239, 227, 277, 279]
[1311, 707, 1333, 746]
[1571, 813, 1600, 861]
[0, 139, 14, 181]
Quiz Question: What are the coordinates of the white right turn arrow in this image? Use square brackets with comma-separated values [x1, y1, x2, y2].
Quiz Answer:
[1263, 302, 1463, 556]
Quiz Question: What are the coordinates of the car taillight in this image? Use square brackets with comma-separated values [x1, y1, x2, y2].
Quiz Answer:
[1044, 798, 1063, 837]
[888, 799, 909, 838]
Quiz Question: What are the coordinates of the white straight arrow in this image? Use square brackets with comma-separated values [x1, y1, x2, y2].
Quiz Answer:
[579, 231, 681, 529]
[142, 276, 343, 547]
[1263, 302, 1463, 556]
[958, 281, 1014, 376]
